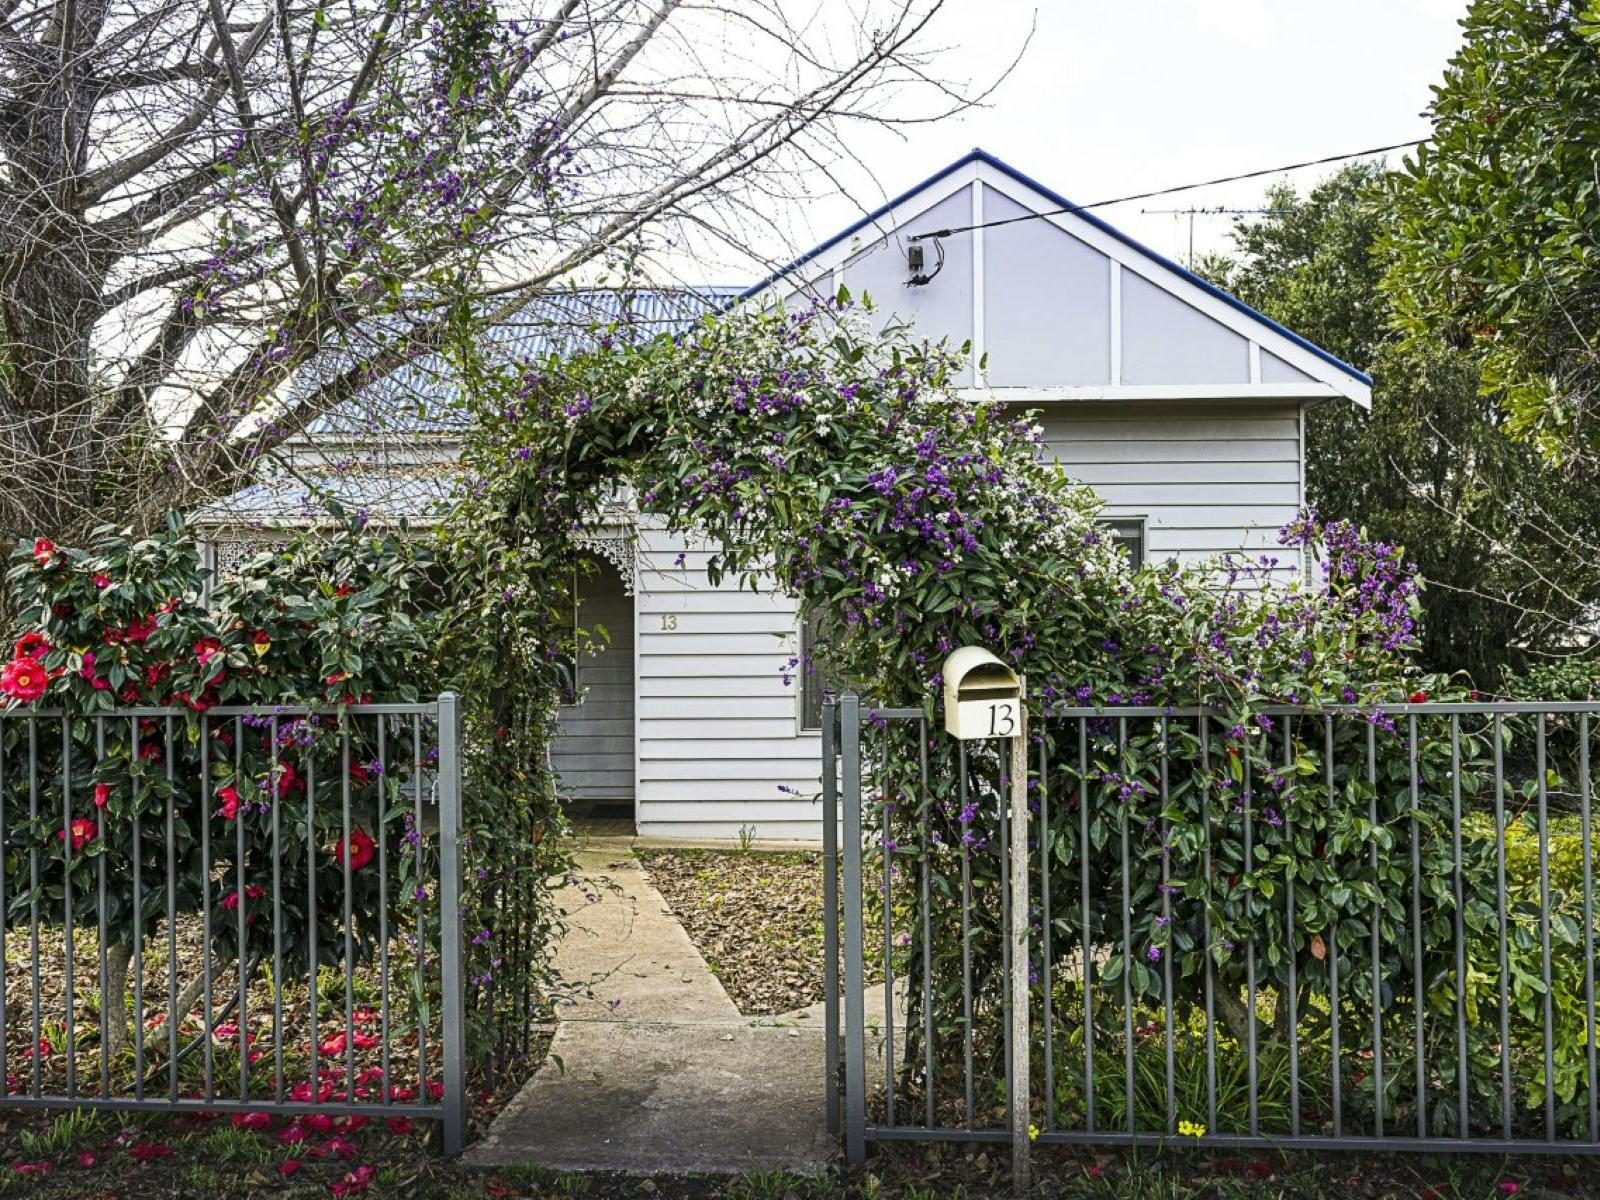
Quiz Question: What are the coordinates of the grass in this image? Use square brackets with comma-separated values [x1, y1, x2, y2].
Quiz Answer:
[0, 1105, 1593, 1199]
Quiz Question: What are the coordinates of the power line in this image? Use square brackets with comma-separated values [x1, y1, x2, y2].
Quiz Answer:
[906, 139, 1425, 243]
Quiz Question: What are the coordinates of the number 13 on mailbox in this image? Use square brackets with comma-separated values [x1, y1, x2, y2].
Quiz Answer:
[941, 646, 1023, 740]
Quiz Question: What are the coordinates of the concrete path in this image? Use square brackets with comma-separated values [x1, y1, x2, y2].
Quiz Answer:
[467, 848, 837, 1175]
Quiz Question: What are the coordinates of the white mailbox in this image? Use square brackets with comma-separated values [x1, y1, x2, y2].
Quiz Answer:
[942, 646, 1023, 740]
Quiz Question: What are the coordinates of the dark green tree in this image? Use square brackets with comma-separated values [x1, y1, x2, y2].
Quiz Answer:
[1383, 0, 1600, 467]
[1204, 164, 1600, 683]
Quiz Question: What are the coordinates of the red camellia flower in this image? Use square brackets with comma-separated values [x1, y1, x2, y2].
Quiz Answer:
[14, 632, 49, 659]
[1409, 689, 1429, 703]
[194, 637, 222, 666]
[93, 782, 111, 809]
[128, 1141, 172, 1162]
[57, 818, 96, 852]
[30, 538, 55, 567]
[92, 573, 111, 589]
[334, 828, 376, 871]
[217, 785, 241, 821]
[231, 1111, 272, 1131]
[270, 761, 297, 799]
[123, 615, 158, 643]
[221, 884, 267, 912]
[1, 656, 48, 702]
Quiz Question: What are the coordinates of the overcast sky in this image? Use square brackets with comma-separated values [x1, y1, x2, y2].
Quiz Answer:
[718, 0, 1470, 283]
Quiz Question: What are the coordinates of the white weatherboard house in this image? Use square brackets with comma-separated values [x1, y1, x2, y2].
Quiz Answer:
[195, 150, 1371, 843]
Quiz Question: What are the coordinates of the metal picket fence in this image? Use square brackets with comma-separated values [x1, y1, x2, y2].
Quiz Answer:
[824, 693, 1600, 1163]
[0, 695, 468, 1154]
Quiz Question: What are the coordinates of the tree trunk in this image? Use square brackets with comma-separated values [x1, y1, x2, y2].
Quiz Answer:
[103, 941, 132, 1058]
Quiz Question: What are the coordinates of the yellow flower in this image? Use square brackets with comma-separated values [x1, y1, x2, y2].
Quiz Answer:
[1177, 1119, 1206, 1139]
[1028, 1123, 1040, 1142]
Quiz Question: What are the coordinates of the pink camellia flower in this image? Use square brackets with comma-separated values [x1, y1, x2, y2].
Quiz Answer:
[93, 782, 110, 809]
[384, 1116, 415, 1136]
[57, 818, 96, 852]
[1499, 1183, 1520, 1196]
[333, 828, 376, 871]
[194, 637, 222, 666]
[280, 1125, 306, 1145]
[30, 538, 56, 567]
[11, 1160, 52, 1176]
[323, 1136, 356, 1160]
[76, 1151, 96, 1167]
[278, 1159, 302, 1177]
[78, 651, 109, 692]
[301, 1112, 335, 1134]
[1, 656, 48, 702]
[92, 574, 111, 589]
[217, 785, 241, 821]
[231, 1112, 272, 1131]
[332, 1164, 378, 1196]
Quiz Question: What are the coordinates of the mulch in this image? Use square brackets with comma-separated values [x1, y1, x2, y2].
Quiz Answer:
[639, 849, 882, 1017]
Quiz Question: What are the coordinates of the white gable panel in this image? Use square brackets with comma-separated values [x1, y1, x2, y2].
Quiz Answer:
[1120, 271, 1250, 385]
[981, 187, 1111, 386]
[841, 189, 974, 380]
[1260, 349, 1317, 385]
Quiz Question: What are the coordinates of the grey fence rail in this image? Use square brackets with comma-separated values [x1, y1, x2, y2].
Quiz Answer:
[824, 694, 1600, 1164]
[0, 695, 467, 1154]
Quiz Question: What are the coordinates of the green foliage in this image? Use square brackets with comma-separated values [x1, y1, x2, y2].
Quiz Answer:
[1382, 0, 1600, 466]
[3, 514, 438, 972]
[1205, 163, 1600, 683]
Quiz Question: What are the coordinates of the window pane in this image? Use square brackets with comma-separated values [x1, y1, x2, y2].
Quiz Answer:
[800, 606, 831, 730]
[1101, 518, 1146, 569]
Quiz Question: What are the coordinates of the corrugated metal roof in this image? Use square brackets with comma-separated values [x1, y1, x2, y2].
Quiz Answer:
[192, 470, 457, 527]
[200, 287, 737, 525]
[299, 287, 741, 437]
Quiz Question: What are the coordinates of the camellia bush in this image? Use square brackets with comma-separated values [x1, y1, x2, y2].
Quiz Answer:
[0, 513, 441, 1065]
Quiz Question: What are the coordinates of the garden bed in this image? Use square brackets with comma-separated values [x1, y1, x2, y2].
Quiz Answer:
[639, 849, 886, 1018]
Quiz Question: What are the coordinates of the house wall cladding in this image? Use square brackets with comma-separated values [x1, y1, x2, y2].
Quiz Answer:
[628, 398, 1305, 841]
[1038, 401, 1304, 578]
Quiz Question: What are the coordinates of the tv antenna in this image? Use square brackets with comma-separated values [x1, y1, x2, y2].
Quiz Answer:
[1140, 206, 1292, 269]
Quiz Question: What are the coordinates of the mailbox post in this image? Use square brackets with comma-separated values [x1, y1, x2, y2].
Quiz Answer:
[942, 648, 1031, 1194]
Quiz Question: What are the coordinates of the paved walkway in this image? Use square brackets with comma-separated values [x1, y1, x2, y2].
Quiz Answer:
[467, 848, 839, 1175]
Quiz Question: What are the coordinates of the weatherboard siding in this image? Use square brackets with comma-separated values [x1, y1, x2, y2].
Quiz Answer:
[1036, 400, 1305, 578]
[630, 401, 1304, 841]
[632, 520, 822, 841]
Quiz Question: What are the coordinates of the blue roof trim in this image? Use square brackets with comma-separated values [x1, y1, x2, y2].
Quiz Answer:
[736, 148, 1371, 389]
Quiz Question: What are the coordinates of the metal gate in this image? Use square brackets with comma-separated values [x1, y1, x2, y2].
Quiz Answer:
[822, 692, 1600, 1168]
[0, 696, 469, 1155]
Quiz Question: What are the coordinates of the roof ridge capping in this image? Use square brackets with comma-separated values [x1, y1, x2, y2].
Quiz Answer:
[737, 147, 1372, 403]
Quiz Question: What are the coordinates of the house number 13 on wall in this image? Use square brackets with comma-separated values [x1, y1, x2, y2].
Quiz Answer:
[659, 614, 679, 631]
